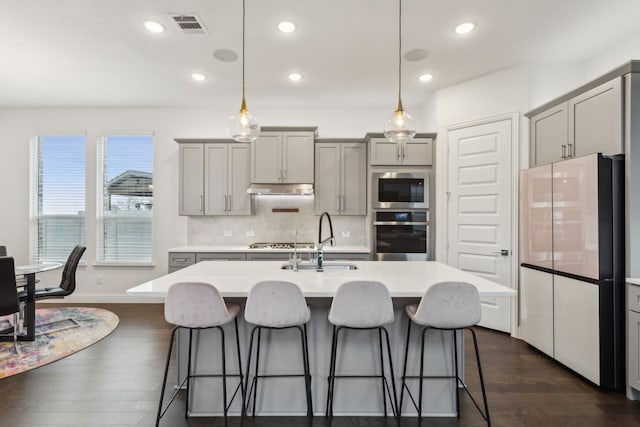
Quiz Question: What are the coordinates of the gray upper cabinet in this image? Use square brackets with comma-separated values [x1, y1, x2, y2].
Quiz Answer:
[251, 130, 315, 183]
[205, 143, 252, 215]
[179, 143, 205, 215]
[528, 76, 624, 167]
[315, 141, 366, 216]
[177, 140, 252, 216]
[530, 103, 568, 166]
[569, 77, 623, 159]
[369, 137, 433, 166]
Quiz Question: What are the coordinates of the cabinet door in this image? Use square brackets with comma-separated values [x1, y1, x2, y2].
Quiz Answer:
[629, 304, 640, 392]
[204, 144, 228, 215]
[227, 143, 252, 215]
[282, 132, 314, 183]
[178, 144, 204, 215]
[370, 138, 401, 165]
[519, 164, 553, 269]
[552, 155, 600, 279]
[553, 275, 600, 384]
[530, 103, 568, 166]
[519, 267, 554, 357]
[569, 77, 623, 158]
[341, 143, 367, 215]
[315, 143, 341, 214]
[251, 132, 282, 183]
[402, 138, 433, 166]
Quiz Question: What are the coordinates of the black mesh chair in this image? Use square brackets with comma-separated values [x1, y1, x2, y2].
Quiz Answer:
[0, 256, 22, 353]
[18, 245, 86, 302]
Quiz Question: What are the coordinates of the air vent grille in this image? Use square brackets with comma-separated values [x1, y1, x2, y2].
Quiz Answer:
[168, 14, 207, 35]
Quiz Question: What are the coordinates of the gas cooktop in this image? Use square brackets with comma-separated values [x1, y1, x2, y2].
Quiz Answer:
[249, 242, 315, 250]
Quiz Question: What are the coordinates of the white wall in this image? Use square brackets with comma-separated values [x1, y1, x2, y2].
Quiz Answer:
[0, 105, 430, 299]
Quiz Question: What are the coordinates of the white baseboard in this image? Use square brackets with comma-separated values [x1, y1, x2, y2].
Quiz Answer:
[36, 293, 164, 304]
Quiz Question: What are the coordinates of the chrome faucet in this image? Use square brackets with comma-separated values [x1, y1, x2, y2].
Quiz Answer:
[317, 211, 334, 272]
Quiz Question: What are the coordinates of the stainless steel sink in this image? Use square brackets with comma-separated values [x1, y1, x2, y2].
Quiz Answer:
[281, 263, 357, 271]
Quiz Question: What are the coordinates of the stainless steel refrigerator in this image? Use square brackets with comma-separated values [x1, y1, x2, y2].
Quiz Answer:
[519, 153, 624, 390]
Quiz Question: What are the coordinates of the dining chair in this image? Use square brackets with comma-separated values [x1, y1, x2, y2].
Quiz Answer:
[0, 256, 22, 353]
[17, 245, 86, 302]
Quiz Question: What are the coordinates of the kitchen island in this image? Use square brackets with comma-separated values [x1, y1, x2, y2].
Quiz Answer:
[128, 261, 515, 417]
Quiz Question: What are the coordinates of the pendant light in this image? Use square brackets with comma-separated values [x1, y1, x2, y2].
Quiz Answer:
[226, 0, 260, 142]
[383, 0, 416, 143]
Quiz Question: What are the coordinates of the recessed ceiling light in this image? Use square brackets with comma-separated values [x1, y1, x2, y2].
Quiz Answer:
[144, 20, 165, 33]
[191, 73, 206, 81]
[288, 73, 302, 81]
[455, 22, 475, 35]
[213, 49, 238, 63]
[278, 21, 296, 33]
[404, 48, 429, 62]
[418, 73, 433, 82]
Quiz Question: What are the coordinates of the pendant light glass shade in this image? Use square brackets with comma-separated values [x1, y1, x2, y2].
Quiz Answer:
[384, 0, 416, 143]
[226, 0, 260, 142]
[227, 95, 260, 142]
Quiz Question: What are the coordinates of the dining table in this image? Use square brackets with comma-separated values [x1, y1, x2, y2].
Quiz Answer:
[1, 262, 63, 342]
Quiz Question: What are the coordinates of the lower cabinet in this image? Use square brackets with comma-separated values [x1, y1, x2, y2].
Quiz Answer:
[246, 253, 290, 261]
[196, 253, 246, 262]
[628, 283, 640, 394]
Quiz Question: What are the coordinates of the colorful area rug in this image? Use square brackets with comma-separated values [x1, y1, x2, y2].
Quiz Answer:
[0, 307, 119, 379]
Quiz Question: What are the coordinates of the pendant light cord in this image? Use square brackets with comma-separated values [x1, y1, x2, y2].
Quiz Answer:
[241, 0, 246, 104]
[397, 0, 403, 111]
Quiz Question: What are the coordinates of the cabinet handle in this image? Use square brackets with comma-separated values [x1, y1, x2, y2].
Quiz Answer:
[397, 145, 401, 160]
[224, 195, 227, 211]
[561, 144, 566, 159]
[567, 143, 573, 158]
[282, 169, 287, 180]
[341, 195, 346, 212]
[337, 196, 341, 211]
[228, 194, 232, 211]
[402, 145, 407, 159]
[200, 195, 204, 212]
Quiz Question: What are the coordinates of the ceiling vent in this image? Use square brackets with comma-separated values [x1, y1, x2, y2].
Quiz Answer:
[169, 14, 207, 35]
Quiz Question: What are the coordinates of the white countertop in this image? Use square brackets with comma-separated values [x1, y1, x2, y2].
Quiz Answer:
[628, 278, 640, 285]
[128, 260, 516, 298]
[167, 245, 370, 253]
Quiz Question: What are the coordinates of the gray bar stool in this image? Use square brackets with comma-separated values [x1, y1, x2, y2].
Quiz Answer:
[156, 282, 244, 427]
[325, 280, 398, 424]
[399, 281, 490, 426]
[242, 280, 313, 420]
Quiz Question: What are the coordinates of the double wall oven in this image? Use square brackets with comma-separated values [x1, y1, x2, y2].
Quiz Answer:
[371, 171, 432, 261]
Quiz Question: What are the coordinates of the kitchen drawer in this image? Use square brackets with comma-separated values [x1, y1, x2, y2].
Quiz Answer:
[246, 253, 290, 261]
[324, 252, 371, 261]
[629, 283, 640, 313]
[168, 252, 196, 268]
[196, 253, 246, 262]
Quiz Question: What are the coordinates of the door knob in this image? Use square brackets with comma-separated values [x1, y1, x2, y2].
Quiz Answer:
[493, 249, 510, 256]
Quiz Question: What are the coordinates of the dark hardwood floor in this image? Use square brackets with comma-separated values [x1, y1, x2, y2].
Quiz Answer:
[1, 303, 639, 426]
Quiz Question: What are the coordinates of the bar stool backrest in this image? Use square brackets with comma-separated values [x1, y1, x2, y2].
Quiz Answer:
[414, 281, 481, 329]
[244, 280, 310, 328]
[165, 282, 234, 328]
[328, 280, 394, 327]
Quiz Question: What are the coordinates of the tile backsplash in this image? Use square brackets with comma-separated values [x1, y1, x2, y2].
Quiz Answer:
[189, 196, 367, 247]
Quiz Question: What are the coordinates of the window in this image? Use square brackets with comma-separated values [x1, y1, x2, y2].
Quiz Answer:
[30, 135, 86, 263]
[97, 135, 153, 264]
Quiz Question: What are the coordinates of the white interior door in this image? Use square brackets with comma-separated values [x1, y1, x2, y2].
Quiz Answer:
[446, 116, 515, 333]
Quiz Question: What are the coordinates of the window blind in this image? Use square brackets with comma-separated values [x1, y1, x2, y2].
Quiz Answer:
[30, 135, 86, 263]
[97, 135, 153, 264]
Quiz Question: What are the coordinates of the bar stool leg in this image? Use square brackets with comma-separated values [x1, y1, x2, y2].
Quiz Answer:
[418, 327, 429, 426]
[377, 328, 388, 417]
[156, 327, 178, 427]
[299, 325, 313, 418]
[399, 319, 412, 415]
[234, 318, 245, 401]
[382, 327, 399, 418]
[219, 327, 228, 427]
[241, 326, 259, 423]
[452, 329, 460, 419]
[469, 327, 491, 426]
[325, 325, 338, 418]
[252, 327, 262, 417]
[185, 328, 194, 419]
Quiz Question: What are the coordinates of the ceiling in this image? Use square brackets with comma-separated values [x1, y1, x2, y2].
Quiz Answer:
[2, 0, 640, 110]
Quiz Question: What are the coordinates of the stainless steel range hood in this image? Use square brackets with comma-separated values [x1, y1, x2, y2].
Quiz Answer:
[246, 183, 314, 195]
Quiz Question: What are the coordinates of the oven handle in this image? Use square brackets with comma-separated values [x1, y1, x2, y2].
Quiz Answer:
[373, 221, 429, 226]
